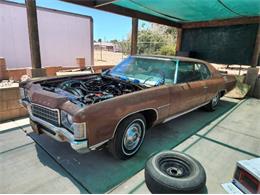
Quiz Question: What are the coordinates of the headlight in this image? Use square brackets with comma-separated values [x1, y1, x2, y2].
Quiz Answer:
[61, 111, 73, 130]
[61, 111, 87, 140]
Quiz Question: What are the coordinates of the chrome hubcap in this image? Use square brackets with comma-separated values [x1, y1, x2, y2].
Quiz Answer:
[123, 123, 142, 151]
[212, 94, 219, 107]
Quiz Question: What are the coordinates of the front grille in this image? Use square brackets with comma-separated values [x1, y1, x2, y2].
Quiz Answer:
[31, 104, 60, 126]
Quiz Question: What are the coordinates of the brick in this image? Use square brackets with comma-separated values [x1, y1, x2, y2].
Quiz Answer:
[0, 101, 8, 111]
[45, 66, 62, 76]
[7, 100, 20, 109]
[19, 107, 28, 117]
[76, 57, 86, 70]
[7, 69, 27, 81]
[26, 68, 46, 78]
[9, 109, 20, 119]
[0, 107, 27, 122]
[2, 88, 19, 100]
[0, 110, 12, 122]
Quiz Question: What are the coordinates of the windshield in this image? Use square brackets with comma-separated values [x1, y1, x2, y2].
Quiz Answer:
[107, 56, 177, 86]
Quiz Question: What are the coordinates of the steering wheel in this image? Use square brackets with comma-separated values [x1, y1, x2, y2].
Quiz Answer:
[143, 70, 165, 86]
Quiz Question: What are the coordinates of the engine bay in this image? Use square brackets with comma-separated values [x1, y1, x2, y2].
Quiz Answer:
[40, 75, 141, 107]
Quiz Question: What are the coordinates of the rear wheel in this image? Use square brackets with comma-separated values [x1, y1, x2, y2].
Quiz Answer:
[204, 92, 220, 111]
[109, 113, 146, 160]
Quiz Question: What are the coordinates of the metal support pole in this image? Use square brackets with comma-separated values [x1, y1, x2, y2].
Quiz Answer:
[131, 18, 138, 55]
[25, 0, 42, 70]
[176, 28, 182, 53]
[252, 25, 260, 67]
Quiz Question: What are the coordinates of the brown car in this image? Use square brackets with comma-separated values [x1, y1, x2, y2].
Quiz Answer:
[20, 55, 236, 159]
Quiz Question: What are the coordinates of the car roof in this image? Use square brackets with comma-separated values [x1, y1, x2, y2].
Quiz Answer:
[132, 55, 210, 65]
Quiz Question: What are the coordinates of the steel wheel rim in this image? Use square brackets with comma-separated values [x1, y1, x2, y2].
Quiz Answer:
[159, 158, 191, 178]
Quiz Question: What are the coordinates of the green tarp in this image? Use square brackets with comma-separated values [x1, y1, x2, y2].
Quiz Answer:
[113, 0, 260, 22]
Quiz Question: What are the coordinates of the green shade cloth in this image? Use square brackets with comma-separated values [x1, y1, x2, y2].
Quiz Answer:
[113, 0, 260, 22]
[29, 100, 237, 193]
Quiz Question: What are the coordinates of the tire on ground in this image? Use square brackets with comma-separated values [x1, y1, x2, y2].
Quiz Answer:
[145, 150, 206, 194]
[109, 113, 146, 160]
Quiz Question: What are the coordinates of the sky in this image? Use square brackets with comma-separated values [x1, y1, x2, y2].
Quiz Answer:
[7, 0, 142, 41]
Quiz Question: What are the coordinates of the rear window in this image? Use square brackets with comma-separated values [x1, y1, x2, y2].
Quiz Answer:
[176, 62, 211, 83]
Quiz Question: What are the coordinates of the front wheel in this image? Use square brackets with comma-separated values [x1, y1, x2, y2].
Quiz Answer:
[109, 113, 146, 160]
[204, 92, 220, 111]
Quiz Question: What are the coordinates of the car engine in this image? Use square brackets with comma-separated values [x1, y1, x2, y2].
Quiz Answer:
[40, 75, 141, 107]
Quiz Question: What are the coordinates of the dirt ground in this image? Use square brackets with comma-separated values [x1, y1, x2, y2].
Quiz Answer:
[94, 49, 127, 66]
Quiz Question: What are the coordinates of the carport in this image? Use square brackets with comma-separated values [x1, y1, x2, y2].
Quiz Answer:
[71, 1, 260, 64]
[1, 0, 260, 194]
[26, 0, 260, 77]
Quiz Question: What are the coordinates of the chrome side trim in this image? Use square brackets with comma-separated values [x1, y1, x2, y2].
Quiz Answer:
[163, 101, 210, 123]
[111, 108, 159, 139]
[89, 139, 110, 150]
[157, 104, 170, 110]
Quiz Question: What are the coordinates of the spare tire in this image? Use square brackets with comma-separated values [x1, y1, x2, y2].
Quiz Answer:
[145, 151, 206, 194]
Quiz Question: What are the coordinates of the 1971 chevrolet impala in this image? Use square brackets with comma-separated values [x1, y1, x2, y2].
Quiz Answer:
[20, 55, 236, 159]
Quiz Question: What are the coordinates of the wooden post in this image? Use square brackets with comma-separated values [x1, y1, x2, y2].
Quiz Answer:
[131, 18, 138, 55]
[252, 25, 260, 67]
[176, 28, 182, 53]
[25, 0, 45, 77]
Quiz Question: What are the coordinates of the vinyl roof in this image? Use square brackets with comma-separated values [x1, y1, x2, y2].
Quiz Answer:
[63, 0, 260, 27]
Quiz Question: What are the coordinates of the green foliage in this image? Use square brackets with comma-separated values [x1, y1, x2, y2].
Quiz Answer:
[159, 44, 176, 56]
[137, 24, 177, 55]
[108, 23, 177, 55]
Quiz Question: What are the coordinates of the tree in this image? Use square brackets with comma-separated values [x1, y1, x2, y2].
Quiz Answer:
[110, 39, 118, 44]
[113, 23, 177, 56]
[137, 23, 177, 55]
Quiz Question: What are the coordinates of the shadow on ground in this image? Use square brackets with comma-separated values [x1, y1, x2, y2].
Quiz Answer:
[30, 100, 237, 193]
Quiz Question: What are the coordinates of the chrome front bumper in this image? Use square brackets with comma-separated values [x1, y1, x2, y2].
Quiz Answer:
[21, 100, 89, 153]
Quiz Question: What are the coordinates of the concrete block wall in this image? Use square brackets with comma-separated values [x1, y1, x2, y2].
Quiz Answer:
[0, 86, 28, 122]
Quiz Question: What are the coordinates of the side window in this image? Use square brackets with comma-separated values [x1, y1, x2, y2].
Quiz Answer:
[177, 62, 200, 83]
[195, 63, 211, 80]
